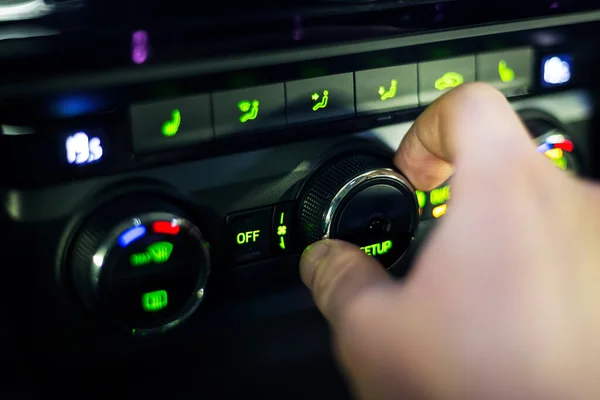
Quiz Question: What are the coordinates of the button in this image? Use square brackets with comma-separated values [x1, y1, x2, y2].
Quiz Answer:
[334, 184, 416, 267]
[285, 73, 354, 125]
[226, 207, 273, 264]
[108, 272, 198, 328]
[130, 94, 213, 154]
[213, 84, 286, 137]
[355, 64, 419, 114]
[272, 202, 296, 254]
[418, 56, 476, 105]
[541, 54, 573, 87]
[476, 48, 533, 97]
[142, 290, 168, 312]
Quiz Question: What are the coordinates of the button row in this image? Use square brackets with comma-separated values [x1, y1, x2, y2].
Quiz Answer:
[131, 48, 533, 154]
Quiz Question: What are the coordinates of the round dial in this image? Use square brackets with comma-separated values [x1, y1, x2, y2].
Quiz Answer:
[68, 195, 209, 335]
[299, 154, 419, 268]
[524, 113, 580, 174]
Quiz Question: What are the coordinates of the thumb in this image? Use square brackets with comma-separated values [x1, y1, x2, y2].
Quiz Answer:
[300, 240, 436, 399]
[300, 239, 394, 326]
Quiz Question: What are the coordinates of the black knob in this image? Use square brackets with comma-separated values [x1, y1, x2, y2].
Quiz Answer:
[523, 112, 580, 174]
[68, 194, 209, 335]
[299, 154, 419, 268]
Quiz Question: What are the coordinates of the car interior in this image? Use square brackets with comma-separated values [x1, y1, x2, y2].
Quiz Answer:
[1, 0, 599, 398]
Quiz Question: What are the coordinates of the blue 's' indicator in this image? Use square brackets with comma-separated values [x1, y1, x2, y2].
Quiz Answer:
[118, 226, 146, 247]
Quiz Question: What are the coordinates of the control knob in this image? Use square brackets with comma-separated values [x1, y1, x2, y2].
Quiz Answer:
[67, 194, 210, 335]
[299, 154, 419, 268]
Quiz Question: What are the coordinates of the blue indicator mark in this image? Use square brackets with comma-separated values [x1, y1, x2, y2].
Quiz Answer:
[537, 142, 552, 153]
[118, 226, 146, 248]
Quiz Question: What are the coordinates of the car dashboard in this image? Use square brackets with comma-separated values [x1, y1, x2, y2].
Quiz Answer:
[0, 0, 599, 398]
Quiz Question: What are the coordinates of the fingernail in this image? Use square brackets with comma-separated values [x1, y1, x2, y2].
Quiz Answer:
[300, 240, 331, 289]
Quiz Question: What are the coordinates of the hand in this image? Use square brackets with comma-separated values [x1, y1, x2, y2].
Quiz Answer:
[300, 83, 600, 400]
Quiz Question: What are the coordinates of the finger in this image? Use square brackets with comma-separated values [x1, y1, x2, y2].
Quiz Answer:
[300, 239, 394, 326]
[300, 240, 453, 399]
[394, 82, 535, 191]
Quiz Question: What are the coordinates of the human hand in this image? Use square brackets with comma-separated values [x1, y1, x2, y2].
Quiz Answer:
[300, 83, 600, 400]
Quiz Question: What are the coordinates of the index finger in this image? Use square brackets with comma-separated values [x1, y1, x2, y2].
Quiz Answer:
[394, 82, 535, 191]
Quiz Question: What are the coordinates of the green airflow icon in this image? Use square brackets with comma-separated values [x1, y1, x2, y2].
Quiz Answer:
[130, 241, 174, 267]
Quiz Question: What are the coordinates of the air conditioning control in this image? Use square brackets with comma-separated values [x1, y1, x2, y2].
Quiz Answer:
[299, 154, 419, 268]
[523, 111, 580, 174]
[67, 194, 210, 335]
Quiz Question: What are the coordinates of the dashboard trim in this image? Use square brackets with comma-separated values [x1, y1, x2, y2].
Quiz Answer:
[1, 11, 600, 96]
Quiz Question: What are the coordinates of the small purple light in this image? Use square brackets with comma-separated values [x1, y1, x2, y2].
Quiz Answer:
[550, 1, 559, 8]
[132, 30, 149, 65]
[293, 15, 303, 41]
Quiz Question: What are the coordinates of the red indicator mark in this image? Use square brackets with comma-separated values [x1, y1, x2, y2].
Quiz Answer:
[152, 221, 180, 235]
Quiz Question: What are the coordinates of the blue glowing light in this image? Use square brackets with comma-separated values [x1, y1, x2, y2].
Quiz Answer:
[537, 142, 552, 153]
[51, 95, 105, 118]
[118, 226, 146, 247]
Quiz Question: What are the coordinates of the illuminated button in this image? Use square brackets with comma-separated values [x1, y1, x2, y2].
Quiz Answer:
[334, 184, 416, 268]
[432, 204, 447, 219]
[64, 131, 105, 166]
[142, 290, 168, 312]
[285, 73, 354, 125]
[415, 190, 427, 209]
[355, 64, 419, 114]
[272, 202, 296, 254]
[476, 48, 533, 97]
[130, 94, 214, 154]
[130, 241, 174, 267]
[418, 56, 476, 105]
[226, 207, 273, 264]
[213, 84, 286, 137]
[429, 185, 450, 206]
[541, 55, 573, 87]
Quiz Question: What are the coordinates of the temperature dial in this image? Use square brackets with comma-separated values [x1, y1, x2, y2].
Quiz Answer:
[67, 195, 209, 334]
[299, 154, 419, 268]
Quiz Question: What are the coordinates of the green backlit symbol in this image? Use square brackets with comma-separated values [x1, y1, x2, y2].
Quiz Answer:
[430, 185, 451, 206]
[238, 100, 260, 123]
[415, 190, 427, 209]
[162, 109, 181, 137]
[277, 212, 287, 250]
[142, 290, 168, 312]
[378, 79, 398, 101]
[311, 90, 329, 111]
[498, 60, 515, 83]
[435, 72, 464, 91]
[553, 156, 568, 171]
[130, 241, 174, 267]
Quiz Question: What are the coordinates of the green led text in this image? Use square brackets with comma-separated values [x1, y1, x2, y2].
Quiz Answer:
[360, 240, 393, 257]
[236, 230, 260, 244]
